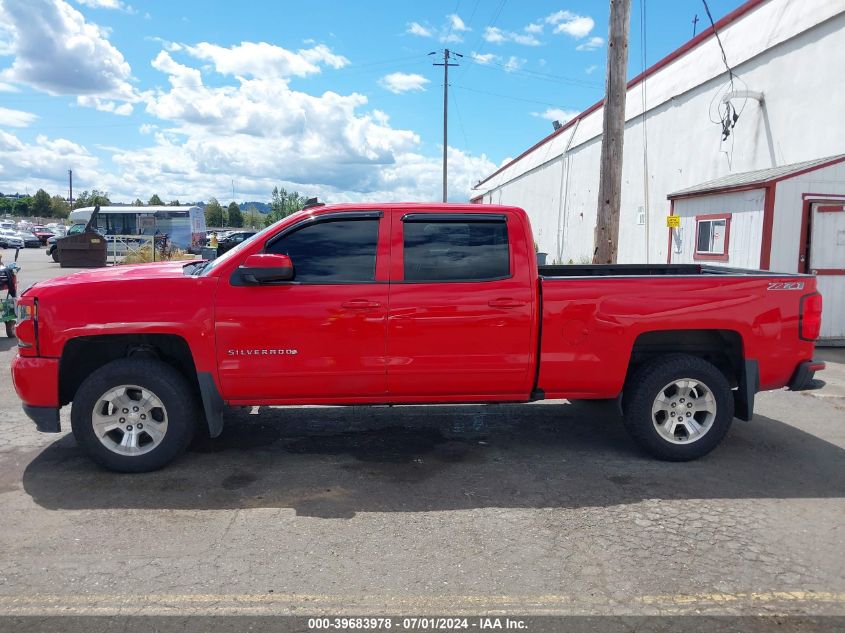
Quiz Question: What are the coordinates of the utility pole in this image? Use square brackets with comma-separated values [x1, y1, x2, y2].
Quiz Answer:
[68, 169, 73, 209]
[432, 49, 461, 202]
[593, 0, 631, 264]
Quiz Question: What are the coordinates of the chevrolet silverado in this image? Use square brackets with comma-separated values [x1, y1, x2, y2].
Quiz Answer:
[11, 203, 825, 471]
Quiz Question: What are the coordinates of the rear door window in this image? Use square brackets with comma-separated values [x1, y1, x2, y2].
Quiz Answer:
[403, 217, 510, 282]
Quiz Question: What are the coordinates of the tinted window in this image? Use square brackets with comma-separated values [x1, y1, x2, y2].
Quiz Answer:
[404, 220, 510, 282]
[267, 219, 379, 283]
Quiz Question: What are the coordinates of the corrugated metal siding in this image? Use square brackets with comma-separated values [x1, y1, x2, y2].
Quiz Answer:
[671, 190, 765, 268]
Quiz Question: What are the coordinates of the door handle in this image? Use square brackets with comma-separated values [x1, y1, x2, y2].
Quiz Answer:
[341, 300, 382, 310]
[488, 298, 526, 308]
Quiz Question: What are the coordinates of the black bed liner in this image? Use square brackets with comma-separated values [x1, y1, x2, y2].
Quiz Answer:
[538, 264, 804, 278]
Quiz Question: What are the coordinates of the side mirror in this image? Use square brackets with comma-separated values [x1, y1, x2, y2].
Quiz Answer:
[238, 253, 294, 284]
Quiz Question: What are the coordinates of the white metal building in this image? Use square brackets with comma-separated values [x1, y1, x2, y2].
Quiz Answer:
[470, 0, 845, 268]
[667, 155, 845, 342]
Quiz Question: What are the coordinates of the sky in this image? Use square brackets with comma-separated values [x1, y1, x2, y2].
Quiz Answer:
[0, 0, 740, 204]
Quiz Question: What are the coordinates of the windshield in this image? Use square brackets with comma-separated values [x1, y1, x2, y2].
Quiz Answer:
[198, 210, 308, 276]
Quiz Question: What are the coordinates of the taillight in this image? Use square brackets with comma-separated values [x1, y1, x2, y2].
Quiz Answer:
[799, 292, 823, 341]
[15, 296, 37, 355]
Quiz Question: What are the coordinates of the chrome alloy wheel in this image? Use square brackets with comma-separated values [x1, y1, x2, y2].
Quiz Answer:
[91, 385, 169, 456]
[651, 378, 717, 445]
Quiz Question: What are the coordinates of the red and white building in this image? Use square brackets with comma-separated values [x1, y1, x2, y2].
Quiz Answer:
[469, 0, 845, 342]
[667, 155, 845, 341]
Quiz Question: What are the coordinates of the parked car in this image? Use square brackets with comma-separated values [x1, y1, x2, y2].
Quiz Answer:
[31, 226, 55, 245]
[12, 203, 825, 472]
[0, 229, 24, 249]
[216, 230, 257, 255]
[17, 231, 42, 248]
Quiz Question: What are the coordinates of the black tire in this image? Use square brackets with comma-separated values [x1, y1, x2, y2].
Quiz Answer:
[51, 249, 59, 263]
[622, 354, 734, 461]
[5, 321, 13, 338]
[71, 358, 198, 472]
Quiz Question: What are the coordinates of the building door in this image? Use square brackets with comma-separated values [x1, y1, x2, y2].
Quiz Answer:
[808, 202, 845, 340]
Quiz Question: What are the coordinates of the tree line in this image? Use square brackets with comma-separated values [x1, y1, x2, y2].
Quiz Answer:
[1, 186, 311, 228]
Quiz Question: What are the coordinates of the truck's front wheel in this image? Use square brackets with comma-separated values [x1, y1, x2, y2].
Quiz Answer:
[71, 358, 197, 472]
[622, 354, 734, 461]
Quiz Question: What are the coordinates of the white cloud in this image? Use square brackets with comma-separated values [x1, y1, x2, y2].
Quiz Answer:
[545, 10, 595, 39]
[122, 52, 494, 202]
[407, 22, 432, 37]
[576, 36, 605, 51]
[379, 72, 429, 94]
[0, 106, 38, 127]
[503, 56, 526, 73]
[441, 13, 471, 42]
[408, 14, 471, 43]
[75, 0, 135, 12]
[532, 107, 580, 123]
[470, 52, 497, 65]
[585, 64, 598, 74]
[483, 26, 506, 44]
[524, 22, 544, 34]
[0, 0, 136, 103]
[0, 130, 98, 190]
[76, 95, 133, 115]
[448, 14, 469, 32]
[483, 25, 540, 46]
[0, 82, 20, 92]
[183, 42, 348, 79]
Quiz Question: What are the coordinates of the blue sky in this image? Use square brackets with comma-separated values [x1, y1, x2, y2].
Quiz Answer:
[0, 0, 739, 203]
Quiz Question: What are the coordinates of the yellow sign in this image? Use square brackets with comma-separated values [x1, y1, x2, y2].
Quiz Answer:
[666, 215, 680, 229]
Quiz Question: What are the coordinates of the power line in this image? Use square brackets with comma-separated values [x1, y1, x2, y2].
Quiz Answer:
[451, 84, 574, 110]
[466, 57, 602, 89]
[701, 0, 734, 83]
[444, 0, 462, 42]
[450, 89, 469, 149]
[460, 0, 508, 79]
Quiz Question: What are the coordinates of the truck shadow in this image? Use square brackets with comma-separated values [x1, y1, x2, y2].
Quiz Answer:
[21, 400, 845, 518]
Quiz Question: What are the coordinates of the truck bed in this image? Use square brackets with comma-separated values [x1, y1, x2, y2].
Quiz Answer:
[538, 264, 803, 277]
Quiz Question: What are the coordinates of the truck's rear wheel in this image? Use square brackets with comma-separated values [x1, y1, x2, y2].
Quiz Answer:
[71, 358, 197, 472]
[622, 354, 734, 461]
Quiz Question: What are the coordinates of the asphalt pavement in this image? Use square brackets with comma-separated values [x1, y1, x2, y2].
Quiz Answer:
[0, 247, 843, 626]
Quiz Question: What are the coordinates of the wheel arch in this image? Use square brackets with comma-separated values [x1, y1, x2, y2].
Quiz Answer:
[59, 333, 224, 436]
[626, 329, 757, 421]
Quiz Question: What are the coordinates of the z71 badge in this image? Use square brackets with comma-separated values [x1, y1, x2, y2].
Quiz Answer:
[767, 281, 805, 291]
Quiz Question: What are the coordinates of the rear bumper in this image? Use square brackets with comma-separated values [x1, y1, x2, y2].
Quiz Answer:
[11, 355, 61, 432]
[788, 360, 826, 391]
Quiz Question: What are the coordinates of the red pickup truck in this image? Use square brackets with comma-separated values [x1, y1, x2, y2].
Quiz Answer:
[11, 203, 825, 472]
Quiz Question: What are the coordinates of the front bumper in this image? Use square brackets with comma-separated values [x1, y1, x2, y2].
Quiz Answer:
[788, 360, 826, 391]
[11, 355, 61, 432]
